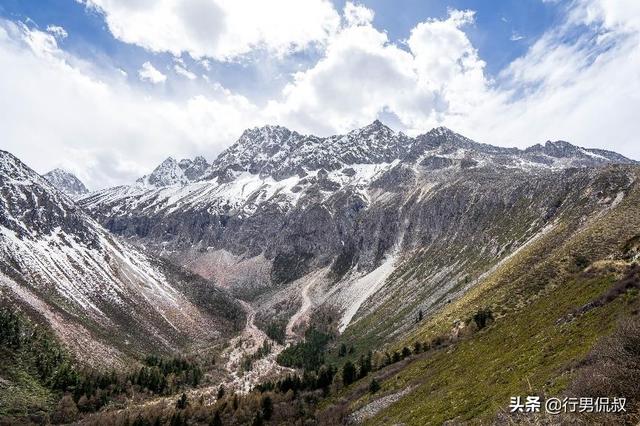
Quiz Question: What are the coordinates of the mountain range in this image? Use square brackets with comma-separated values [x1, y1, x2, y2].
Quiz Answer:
[2, 121, 640, 425]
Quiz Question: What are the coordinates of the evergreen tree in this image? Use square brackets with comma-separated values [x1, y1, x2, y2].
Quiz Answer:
[342, 361, 356, 386]
[358, 351, 372, 379]
[338, 343, 347, 357]
[252, 412, 263, 426]
[401, 346, 412, 358]
[261, 395, 273, 420]
[217, 385, 225, 400]
[473, 308, 494, 329]
[369, 378, 380, 394]
[210, 410, 223, 426]
[176, 392, 188, 410]
[232, 394, 239, 410]
[170, 412, 185, 426]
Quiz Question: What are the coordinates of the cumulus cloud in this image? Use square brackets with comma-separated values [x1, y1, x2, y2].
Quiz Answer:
[138, 61, 167, 84]
[267, 5, 487, 135]
[0, 19, 261, 189]
[78, 0, 341, 61]
[344, 2, 374, 26]
[174, 64, 197, 80]
[2, 0, 640, 191]
[267, 0, 640, 161]
[46, 25, 68, 39]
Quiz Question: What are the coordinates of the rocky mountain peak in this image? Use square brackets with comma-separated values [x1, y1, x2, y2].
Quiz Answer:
[137, 157, 189, 187]
[525, 140, 636, 164]
[350, 119, 394, 137]
[178, 156, 210, 181]
[137, 122, 637, 189]
[526, 140, 582, 158]
[1, 152, 88, 240]
[43, 168, 89, 197]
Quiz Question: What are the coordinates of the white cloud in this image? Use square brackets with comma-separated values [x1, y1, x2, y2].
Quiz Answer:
[174, 64, 197, 80]
[78, 0, 341, 61]
[0, 20, 261, 189]
[567, 0, 640, 33]
[267, 0, 640, 161]
[46, 25, 68, 39]
[2, 0, 640, 193]
[344, 2, 374, 26]
[267, 6, 488, 135]
[439, 0, 640, 159]
[138, 61, 166, 84]
[510, 31, 525, 41]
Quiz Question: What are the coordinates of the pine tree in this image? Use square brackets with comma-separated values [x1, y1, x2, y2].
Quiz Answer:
[342, 361, 356, 386]
[217, 385, 225, 400]
[210, 410, 223, 426]
[252, 412, 263, 426]
[369, 378, 380, 394]
[261, 395, 273, 420]
[338, 343, 347, 357]
[176, 392, 188, 410]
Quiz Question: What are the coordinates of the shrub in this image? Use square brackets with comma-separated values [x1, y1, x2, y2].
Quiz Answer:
[473, 308, 494, 330]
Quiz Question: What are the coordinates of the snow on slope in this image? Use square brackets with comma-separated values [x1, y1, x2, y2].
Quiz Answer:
[80, 162, 394, 219]
[81, 123, 636, 222]
[0, 150, 236, 361]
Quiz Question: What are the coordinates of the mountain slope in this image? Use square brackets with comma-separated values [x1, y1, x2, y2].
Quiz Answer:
[0, 151, 244, 367]
[78, 123, 637, 342]
[331, 165, 640, 425]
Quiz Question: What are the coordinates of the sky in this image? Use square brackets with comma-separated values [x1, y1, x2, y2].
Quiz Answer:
[0, 0, 639, 189]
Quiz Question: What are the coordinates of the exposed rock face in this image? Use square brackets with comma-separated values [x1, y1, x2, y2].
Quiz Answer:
[137, 156, 212, 187]
[43, 168, 89, 197]
[179, 156, 210, 181]
[78, 122, 638, 335]
[0, 151, 243, 365]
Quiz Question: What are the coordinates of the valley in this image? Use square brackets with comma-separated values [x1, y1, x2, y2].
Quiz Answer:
[2, 123, 640, 425]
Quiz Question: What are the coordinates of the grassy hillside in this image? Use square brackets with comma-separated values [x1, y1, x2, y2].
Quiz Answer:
[333, 166, 640, 424]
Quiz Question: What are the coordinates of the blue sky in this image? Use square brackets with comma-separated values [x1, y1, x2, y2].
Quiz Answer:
[0, 0, 561, 99]
[0, 0, 639, 188]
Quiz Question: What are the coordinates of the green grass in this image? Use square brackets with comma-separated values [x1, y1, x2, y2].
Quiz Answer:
[365, 273, 632, 425]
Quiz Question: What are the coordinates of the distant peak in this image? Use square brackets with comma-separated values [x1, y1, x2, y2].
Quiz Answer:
[160, 156, 178, 165]
[545, 140, 577, 149]
[429, 126, 457, 135]
[351, 119, 394, 136]
[44, 168, 89, 196]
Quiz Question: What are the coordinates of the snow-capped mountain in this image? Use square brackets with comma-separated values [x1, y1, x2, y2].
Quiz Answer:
[137, 156, 211, 187]
[43, 168, 89, 197]
[81, 122, 636, 222]
[78, 122, 638, 339]
[203, 122, 636, 182]
[0, 150, 243, 366]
